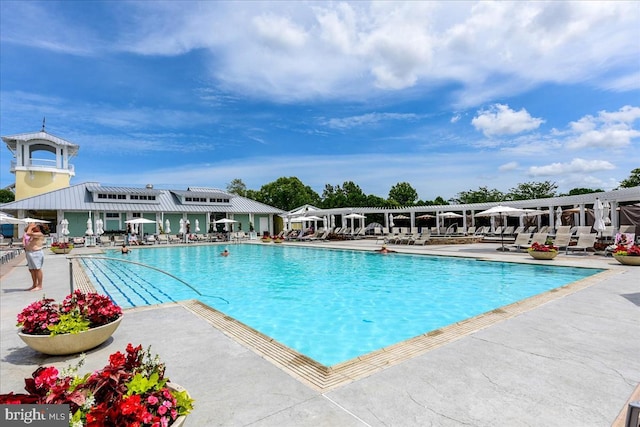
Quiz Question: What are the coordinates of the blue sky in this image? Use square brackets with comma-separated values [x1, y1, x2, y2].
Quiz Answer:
[1, 1, 639, 201]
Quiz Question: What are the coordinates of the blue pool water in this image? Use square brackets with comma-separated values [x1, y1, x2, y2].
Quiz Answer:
[80, 244, 601, 366]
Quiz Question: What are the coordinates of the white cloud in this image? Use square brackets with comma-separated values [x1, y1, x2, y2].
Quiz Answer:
[450, 114, 461, 123]
[471, 104, 545, 137]
[566, 105, 640, 149]
[528, 158, 615, 176]
[325, 112, 420, 129]
[2, 2, 638, 104]
[498, 162, 519, 172]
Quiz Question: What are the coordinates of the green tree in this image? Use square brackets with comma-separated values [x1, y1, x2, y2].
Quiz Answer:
[226, 178, 247, 197]
[432, 196, 449, 206]
[0, 189, 15, 203]
[388, 182, 418, 206]
[507, 181, 558, 200]
[255, 177, 320, 211]
[619, 168, 640, 188]
[564, 188, 604, 196]
[452, 187, 505, 204]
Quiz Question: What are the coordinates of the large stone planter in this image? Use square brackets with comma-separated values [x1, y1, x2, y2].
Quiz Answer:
[18, 316, 123, 355]
[51, 246, 73, 254]
[168, 382, 190, 427]
[528, 250, 558, 260]
[613, 255, 640, 266]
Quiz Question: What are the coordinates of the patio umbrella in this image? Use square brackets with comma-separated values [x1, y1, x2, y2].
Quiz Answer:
[475, 206, 524, 251]
[602, 201, 611, 225]
[86, 217, 94, 236]
[95, 218, 104, 236]
[214, 218, 237, 232]
[195, 219, 200, 233]
[555, 207, 563, 228]
[439, 212, 463, 218]
[21, 217, 51, 223]
[0, 214, 25, 224]
[179, 218, 185, 234]
[165, 219, 171, 234]
[60, 218, 70, 236]
[416, 214, 435, 220]
[389, 214, 395, 228]
[593, 199, 606, 236]
[344, 213, 366, 234]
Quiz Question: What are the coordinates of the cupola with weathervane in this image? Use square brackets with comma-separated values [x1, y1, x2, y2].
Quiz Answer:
[2, 119, 79, 200]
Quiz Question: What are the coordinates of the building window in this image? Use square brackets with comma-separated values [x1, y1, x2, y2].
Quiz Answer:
[106, 212, 119, 218]
[98, 194, 107, 199]
[117, 194, 127, 199]
[131, 195, 139, 200]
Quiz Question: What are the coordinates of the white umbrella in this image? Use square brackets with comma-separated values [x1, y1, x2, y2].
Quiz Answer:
[0, 214, 25, 224]
[389, 214, 395, 228]
[416, 214, 435, 220]
[195, 219, 200, 233]
[593, 199, 606, 235]
[323, 216, 328, 231]
[95, 218, 104, 236]
[60, 218, 70, 236]
[125, 218, 156, 224]
[85, 217, 94, 236]
[165, 219, 171, 234]
[555, 207, 563, 228]
[214, 218, 238, 224]
[21, 217, 51, 223]
[475, 205, 525, 251]
[179, 218, 185, 234]
[439, 212, 463, 218]
[602, 201, 611, 225]
[393, 214, 410, 219]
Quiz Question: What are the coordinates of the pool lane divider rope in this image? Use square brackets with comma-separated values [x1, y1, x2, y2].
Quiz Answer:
[70, 256, 230, 305]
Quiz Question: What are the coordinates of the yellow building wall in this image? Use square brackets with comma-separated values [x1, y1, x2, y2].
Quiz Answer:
[14, 170, 72, 200]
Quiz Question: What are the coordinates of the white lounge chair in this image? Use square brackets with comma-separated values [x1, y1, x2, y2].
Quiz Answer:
[566, 233, 597, 255]
[509, 233, 531, 251]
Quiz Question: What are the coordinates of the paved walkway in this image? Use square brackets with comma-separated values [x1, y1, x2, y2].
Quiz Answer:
[1, 241, 638, 426]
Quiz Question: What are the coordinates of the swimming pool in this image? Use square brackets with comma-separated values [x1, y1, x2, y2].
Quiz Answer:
[81, 244, 601, 366]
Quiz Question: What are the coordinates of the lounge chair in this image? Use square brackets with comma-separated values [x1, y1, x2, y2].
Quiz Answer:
[566, 233, 597, 255]
[509, 233, 531, 251]
[409, 234, 430, 245]
[555, 225, 571, 235]
[529, 232, 548, 246]
[145, 235, 157, 245]
[552, 233, 572, 252]
[502, 226, 515, 236]
[156, 234, 169, 244]
[113, 235, 125, 246]
[72, 237, 85, 247]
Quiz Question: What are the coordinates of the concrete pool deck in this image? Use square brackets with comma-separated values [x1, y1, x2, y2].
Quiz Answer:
[1, 241, 638, 426]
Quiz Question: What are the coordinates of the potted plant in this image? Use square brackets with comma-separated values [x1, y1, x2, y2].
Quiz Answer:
[51, 241, 74, 254]
[527, 241, 559, 260]
[261, 231, 271, 243]
[16, 290, 123, 355]
[0, 343, 194, 426]
[612, 244, 640, 265]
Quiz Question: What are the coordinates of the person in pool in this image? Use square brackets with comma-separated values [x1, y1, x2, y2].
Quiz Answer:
[376, 245, 395, 254]
[221, 249, 229, 257]
[121, 244, 130, 254]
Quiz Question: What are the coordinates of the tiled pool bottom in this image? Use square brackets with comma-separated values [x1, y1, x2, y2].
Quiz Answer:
[72, 259, 614, 391]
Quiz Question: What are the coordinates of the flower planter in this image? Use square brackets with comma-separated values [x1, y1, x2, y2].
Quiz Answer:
[51, 247, 73, 254]
[261, 238, 272, 243]
[273, 239, 284, 244]
[613, 255, 640, 266]
[167, 383, 190, 427]
[18, 316, 123, 355]
[528, 250, 558, 260]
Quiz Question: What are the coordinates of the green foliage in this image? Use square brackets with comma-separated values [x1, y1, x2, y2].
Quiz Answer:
[0, 189, 14, 203]
[564, 188, 604, 196]
[126, 372, 166, 396]
[619, 168, 640, 188]
[255, 177, 321, 211]
[452, 186, 505, 204]
[507, 181, 558, 200]
[173, 388, 195, 416]
[321, 181, 368, 208]
[388, 182, 418, 206]
[226, 178, 247, 197]
[47, 312, 90, 336]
